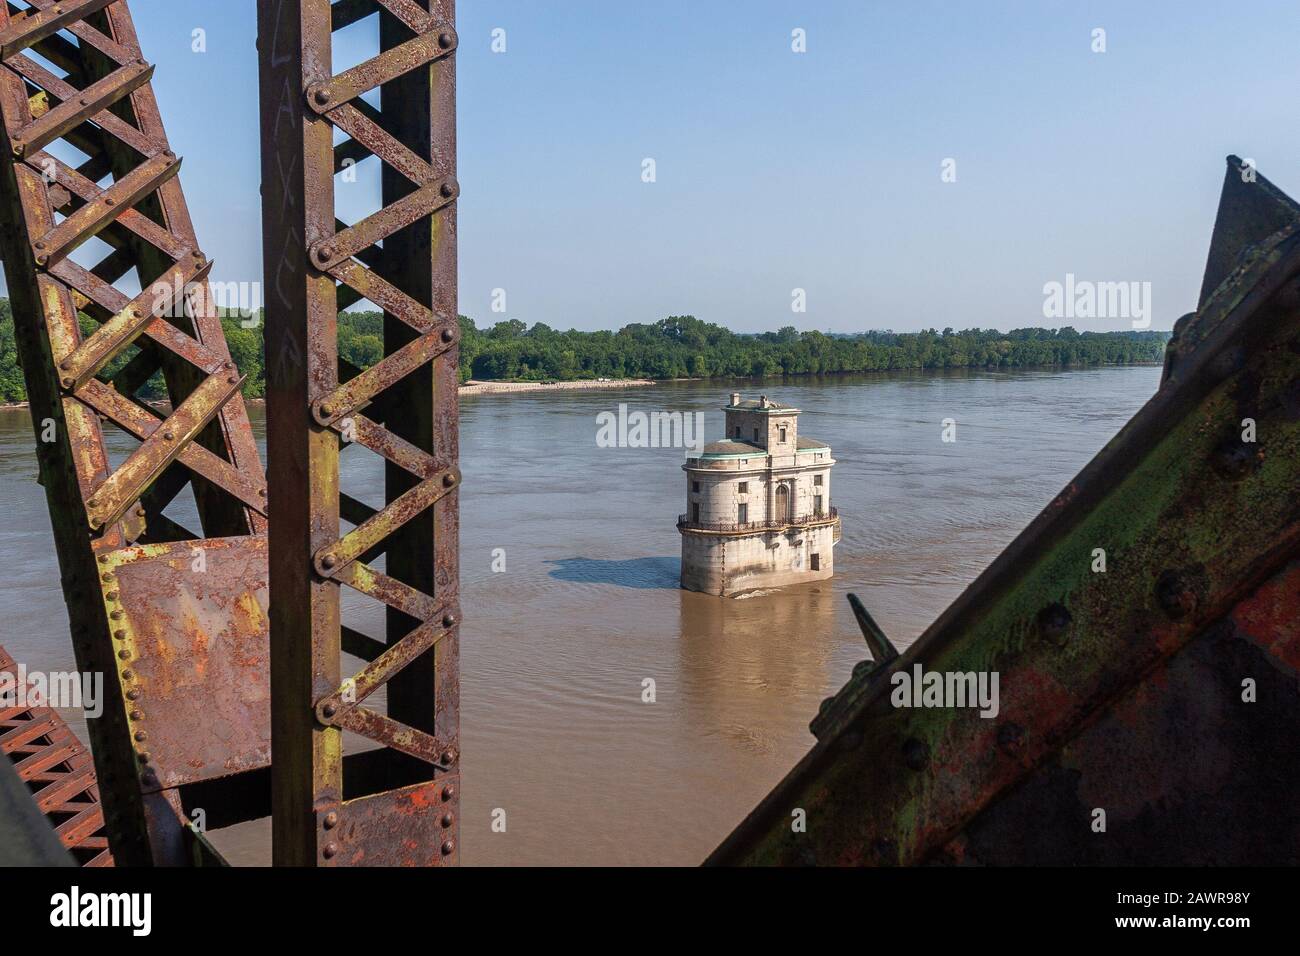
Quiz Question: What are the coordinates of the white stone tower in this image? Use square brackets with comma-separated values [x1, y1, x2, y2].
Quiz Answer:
[678, 394, 840, 596]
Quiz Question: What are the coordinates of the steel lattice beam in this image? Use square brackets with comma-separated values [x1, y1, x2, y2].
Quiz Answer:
[258, 0, 460, 866]
[0, 0, 270, 865]
[0, 645, 113, 866]
[709, 158, 1300, 866]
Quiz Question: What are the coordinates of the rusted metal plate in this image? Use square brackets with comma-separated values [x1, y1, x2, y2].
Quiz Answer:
[99, 538, 271, 792]
[943, 560, 1300, 865]
[0, 645, 114, 866]
[708, 158, 1300, 866]
[318, 774, 459, 866]
[259, 0, 459, 865]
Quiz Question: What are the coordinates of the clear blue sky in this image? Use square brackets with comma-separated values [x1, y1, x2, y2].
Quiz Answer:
[14, 1, 1300, 333]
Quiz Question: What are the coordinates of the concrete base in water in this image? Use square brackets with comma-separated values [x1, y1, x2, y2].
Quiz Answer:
[680, 524, 836, 597]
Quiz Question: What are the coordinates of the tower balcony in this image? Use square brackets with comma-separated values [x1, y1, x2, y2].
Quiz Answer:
[677, 507, 839, 536]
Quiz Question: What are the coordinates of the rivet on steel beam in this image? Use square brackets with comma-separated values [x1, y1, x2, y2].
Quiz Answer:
[114, 629, 125, 639]
[313, 88, 331, 106]
[126, 689, 140, 701]
[118, 650, 129, 660]
[1037, 602, 1071, 646]
[130, 710, 142, 721]
[322, 701, 337, 718]
[111, 610, 123, 621]
[442, 473, 456, 488]
[323, 811, 339, 830]
[134, 731, 146, 742]
[441, 749, 457, 766]
[443, 613, 457, 628]
[441, 840, 455, 855]
[316, 244, 335, 262]
[442, 785, 456, 801]
[1211, 437, 1255, 480]
[106, 590, 119, 600]
[98, 555, 109, 564]
[322, 842, 338, 859]
[997, 722, 1024, 756]
[162, 431, 174, 441]
[902, 738, 929, 771]
[61, 377, 74, 388]
[121, 670, 132, 680]
[321, 553, 337, 570]
[439, 32, 455, 49]
[1156, 570, 1195, 620]
[59, 359, 69, 370]
[440, 181, 455, 198]
[441, 813, 454, 828]
[441, 328, 455, 343]
[319, 403, 334, 418]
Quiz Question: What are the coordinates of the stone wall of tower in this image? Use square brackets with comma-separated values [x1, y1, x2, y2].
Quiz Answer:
[680, 525, 836, 596]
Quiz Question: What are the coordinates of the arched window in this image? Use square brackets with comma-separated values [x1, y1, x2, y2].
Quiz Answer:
[775, 484, 791, 522]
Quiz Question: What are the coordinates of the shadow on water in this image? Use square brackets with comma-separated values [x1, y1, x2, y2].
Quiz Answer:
[546, 556, 681, 589]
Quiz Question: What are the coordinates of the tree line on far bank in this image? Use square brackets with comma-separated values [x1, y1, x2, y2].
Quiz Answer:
[0, 299, 1170, 404]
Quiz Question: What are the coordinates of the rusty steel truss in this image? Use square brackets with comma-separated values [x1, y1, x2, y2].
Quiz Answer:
[0, 644, 112, 865]
[0, 0, 272, 865]
[709, 157, 1300, 866]
[258, 0, 460, 865]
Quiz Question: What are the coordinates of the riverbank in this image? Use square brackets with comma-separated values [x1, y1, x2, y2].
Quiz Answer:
[458, 378, 656, 396]
[0, 378, 661, 410]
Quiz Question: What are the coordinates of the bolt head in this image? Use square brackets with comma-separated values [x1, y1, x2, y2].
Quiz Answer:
[1037, 602, 1072, 645]
[322, 701, 337, 718]
[440, 181, 455, 198]
[441, 840, 455, 855]
[322, 842, 338, 859]
[441, 813, 454, 828]
[441, 328, 455, 343]
[323, 811, 339, 830]
[438, 32, 454, 49]
[902, 738, 929, 771]
[441, 785, 456, 801]
[321, 553, 337, 569]
[314, 88, 332, 105]
[997, 722, 1025, 756]
[443, 613, 457, 628]
[442, 473, 456, 488]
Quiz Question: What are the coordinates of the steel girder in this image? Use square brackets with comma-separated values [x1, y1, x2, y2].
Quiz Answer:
[0, 0, 270, 865]
[710, 157, 1300, 866]
[0, 644, 112, 865]
[257, 0, 460, 866]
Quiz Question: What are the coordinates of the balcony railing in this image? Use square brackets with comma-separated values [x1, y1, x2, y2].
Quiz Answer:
[677, 506, 839, 534]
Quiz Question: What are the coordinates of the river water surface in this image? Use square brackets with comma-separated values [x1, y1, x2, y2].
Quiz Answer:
[0, 366, 1161, 865]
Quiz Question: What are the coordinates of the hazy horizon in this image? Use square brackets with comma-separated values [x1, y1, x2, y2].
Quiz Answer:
[2, 1, 1296, 334]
